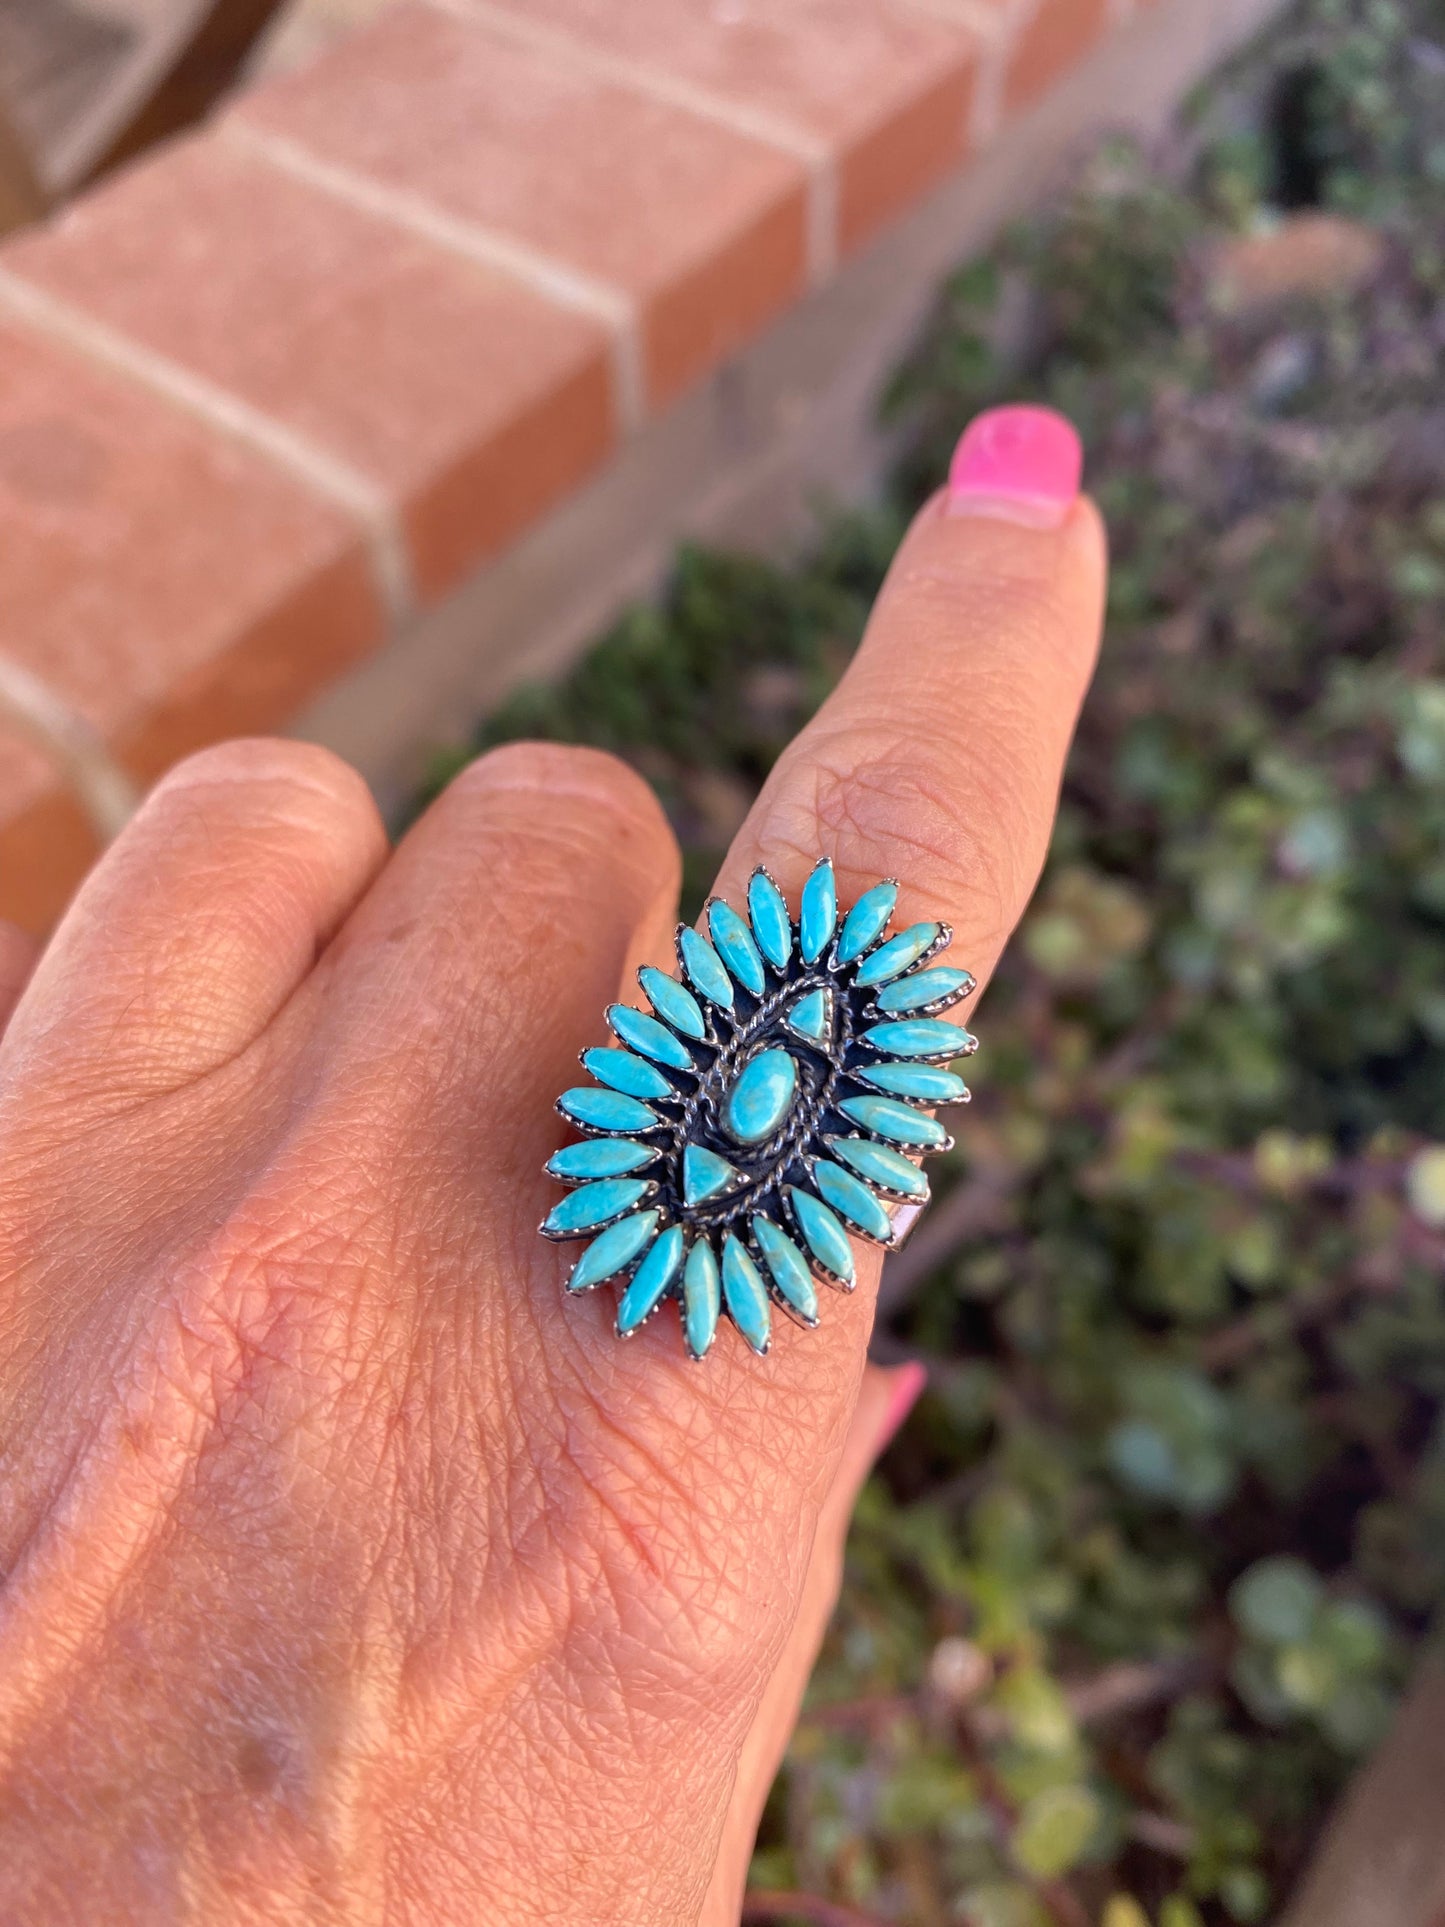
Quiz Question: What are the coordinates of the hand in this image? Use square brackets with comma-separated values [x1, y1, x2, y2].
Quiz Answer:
[0, 408, 1104, 1925]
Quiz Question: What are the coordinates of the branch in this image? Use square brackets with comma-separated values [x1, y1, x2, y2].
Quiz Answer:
[741, 1892, 895, 1927]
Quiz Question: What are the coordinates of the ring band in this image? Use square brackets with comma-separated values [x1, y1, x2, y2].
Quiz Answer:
[542, 859, 976, 1360]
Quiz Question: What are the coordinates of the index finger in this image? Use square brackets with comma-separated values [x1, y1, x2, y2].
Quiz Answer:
[598, 405, 1104, 1396]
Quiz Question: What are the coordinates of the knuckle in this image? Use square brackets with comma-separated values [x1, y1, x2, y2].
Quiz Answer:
[450, 742, 678, 884]
[761, 723, 1034, 949]
[152, 737, 378, 830]
[458, 742, 662, 831]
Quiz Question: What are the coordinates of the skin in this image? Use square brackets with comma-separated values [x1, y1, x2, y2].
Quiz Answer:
[0, 486, 1105, 1925]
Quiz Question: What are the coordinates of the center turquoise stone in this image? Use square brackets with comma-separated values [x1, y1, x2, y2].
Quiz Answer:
[722, 1047, 798, 1146]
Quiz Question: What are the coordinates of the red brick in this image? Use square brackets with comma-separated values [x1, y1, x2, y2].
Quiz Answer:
[472, 0, 979, 257]
[0, 322, 383, 927]
[1004, 0, 1111, 112]
[837, 58, 974, 255]
[0, 786, 104, 938]
[5, 138, 616, 601]
[235, 3, 809, 408]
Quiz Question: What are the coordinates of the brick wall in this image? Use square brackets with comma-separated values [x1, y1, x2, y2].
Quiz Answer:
[0, 0, 1163, 931]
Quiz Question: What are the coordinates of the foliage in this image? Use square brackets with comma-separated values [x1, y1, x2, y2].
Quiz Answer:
[426, 0, 1445, 1918]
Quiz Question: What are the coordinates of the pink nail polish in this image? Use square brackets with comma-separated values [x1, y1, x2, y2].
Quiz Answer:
[876, 1361, 927, 1454]
[946, 405, 1083, 528]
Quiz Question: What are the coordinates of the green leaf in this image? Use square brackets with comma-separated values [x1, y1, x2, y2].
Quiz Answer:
[1407, 1146, 1445, 1226]
[1102, 1898, 1151, 1927]
[1010, 1785, 1102, 1879]
[1229, 1558, 1325, 1644]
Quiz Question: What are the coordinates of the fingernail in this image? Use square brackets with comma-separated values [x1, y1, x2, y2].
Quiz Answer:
[946, 405, 1082, 529]
[876, 1361, 927, 1455]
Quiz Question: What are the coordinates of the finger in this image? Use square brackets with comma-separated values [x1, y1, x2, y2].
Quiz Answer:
[302, 739, 683, 1234]
[0, 921, 38, 1037]
[700, 1363, 926, 1927]
[0, 740, 387, 1104]
[688, 405, 1101, 1366]
[720, 405, 1104, 987]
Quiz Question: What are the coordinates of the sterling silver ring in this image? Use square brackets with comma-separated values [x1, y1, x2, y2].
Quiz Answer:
[542, 859, 976, 1359]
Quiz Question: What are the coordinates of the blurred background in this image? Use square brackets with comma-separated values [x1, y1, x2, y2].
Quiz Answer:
[2, 1, 1445, 1924]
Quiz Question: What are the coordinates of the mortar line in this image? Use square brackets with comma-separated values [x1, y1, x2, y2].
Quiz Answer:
[222, 117, 647, 431]
[428, 0, 841, 284]
[0, 267, 413, 619]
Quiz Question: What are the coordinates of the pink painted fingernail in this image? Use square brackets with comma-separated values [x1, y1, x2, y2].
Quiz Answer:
[947, 405, 1083, 529]
[876, 1361, 927, 1454]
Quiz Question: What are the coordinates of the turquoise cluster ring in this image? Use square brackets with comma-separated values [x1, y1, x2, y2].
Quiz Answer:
[541, 859, 976, 1359]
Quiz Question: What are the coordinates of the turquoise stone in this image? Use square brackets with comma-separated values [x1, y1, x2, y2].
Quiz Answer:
[747, 869, 792, 971]
[567, 1209, 659, 1292]
[559, 1086, 659, 1134]
[788, 1186, 854, 1285]
[723, 1048, 798, 1145]
[785, 986, 831, 1043]
[752, 1214, 818, 1324]
[856, 1061, 970, 1104]
[708, 899, 765, 996]
[835, 881, 897, 964]
[616, 1224, 685, 1335]
[864, 1019, 974, 1059]
[838, 1095, 946, 1148]
[639, 965, 706, 1040]
[679, 927, 735, 1010]
[876, 965, 975, 1013]
[814, 1161, 894, 1241]
[855, 922, 942, 987]
[544, 1177, 653, 1237]
[800, 858, 837, 964]
[683, 1238, 721, 1358]
[828, 1135, 928, 1199]
[683, 1143, 740, 1206]
[722, 1233, 771, 1355]
[547, 1138, 653, 1180]
[608, 1003, 694, 1070]
[582, 1047, 671, 1101]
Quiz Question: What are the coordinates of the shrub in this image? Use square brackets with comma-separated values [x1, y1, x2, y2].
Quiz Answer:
[431, 1, 1445, 1916]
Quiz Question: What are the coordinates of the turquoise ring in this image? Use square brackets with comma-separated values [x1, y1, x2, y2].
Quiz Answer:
[542, 859, 976, 1359]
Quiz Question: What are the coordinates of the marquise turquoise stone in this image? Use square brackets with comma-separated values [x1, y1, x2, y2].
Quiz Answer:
[747, 869, 792, 970]
[550, 864, 975, 1354]
[799, 859, 837, 964]
[547, 1137, 654, 1180]
[856, 1060, 970, 1104]
[828, 1135, 928, 1199]
[683, 1237, 721, 1359]
[708, 899, 765, 996]
[813, 1161, 894, 1241]
[679, 927, 735, 1010]
[838, 1095, 946, 1148]
[582, 1047, 672, 1101]
[722, 1233, 771, 1354]
[723, 1047, 798, 1145]
[616, 1224, 685, 1335]
[608, 1003, 694, 1070]
[639, 965, 706, 1041]
[785, 986, 831, 1043]
[789, 1186, 854, 1284]
[752, 1214, 818, 1324]
[568, 1209, 659, 1292]
[875, 965, 975, 1013]
[835, 881, 897, 964]
[683, 1143, 741, 1206]
[559, 1086, 660, 1133]
[544, 1177, 653, 1237]
[864, 1019, 974, 1059]
[855, 922, 942, 987]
